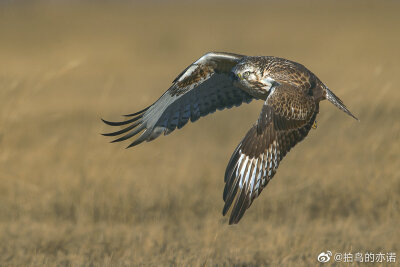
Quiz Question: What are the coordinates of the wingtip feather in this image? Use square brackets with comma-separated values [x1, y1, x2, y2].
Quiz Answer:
[123, 107, 150, 117]
[102, 121, 141, 137]
[101, 115, 142, 126]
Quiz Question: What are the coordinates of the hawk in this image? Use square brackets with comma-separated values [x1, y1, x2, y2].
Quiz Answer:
[102, 52, 358, 224]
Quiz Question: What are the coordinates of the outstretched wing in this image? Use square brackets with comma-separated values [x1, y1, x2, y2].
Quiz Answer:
[223, 84, 318, 224]
[102, 52, 255, 148]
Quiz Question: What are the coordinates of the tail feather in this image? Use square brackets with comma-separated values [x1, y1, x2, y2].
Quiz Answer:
[325, 88, 359, 121]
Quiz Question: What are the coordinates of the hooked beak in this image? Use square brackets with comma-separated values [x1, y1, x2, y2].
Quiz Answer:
[230, 72, 240, 81]
[230, 72, 243, 81]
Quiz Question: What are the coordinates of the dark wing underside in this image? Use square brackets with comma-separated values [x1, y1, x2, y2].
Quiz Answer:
[102, 52, 255, 148]
[223, 84, 318, 224]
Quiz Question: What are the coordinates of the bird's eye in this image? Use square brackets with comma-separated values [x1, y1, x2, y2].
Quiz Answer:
[242, 71, 251, 78]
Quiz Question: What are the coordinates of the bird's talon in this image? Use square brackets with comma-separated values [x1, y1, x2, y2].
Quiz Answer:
[312, 120, 317, 129]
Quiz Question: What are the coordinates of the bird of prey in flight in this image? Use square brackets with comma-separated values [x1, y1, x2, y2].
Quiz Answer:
[102, 52, 358, 224]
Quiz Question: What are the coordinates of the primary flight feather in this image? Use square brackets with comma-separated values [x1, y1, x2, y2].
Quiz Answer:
[102, 52, 358, 224]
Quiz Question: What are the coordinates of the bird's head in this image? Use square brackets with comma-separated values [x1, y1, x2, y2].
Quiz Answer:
[231, 62, 261, 88]
[231, 60, 275, 97]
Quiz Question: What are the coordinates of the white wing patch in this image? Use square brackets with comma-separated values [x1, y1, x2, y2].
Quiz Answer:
[177, 65, 199, 82]
[177, 52, 245, 84]
[196, 52, 242, 65]
[233, 139, 280, 199]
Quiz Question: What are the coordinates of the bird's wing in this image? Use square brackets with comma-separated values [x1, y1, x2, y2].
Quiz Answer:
[102, 52, 255, 148]
[223, 84, 318, 224]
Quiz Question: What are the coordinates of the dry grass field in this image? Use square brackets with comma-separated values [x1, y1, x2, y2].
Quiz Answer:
[0, 1, 399, 266]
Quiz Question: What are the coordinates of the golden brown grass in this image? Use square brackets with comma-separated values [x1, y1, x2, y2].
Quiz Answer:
[0, 1, 399, 266]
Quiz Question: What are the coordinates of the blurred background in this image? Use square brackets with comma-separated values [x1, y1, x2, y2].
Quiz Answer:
[0, 1, 399, 266]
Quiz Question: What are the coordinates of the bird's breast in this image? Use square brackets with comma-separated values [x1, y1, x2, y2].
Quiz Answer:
[234, 80, 269, 100]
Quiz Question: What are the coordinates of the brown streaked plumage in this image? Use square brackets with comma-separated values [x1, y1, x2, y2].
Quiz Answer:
[102, 52, 358, 224]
